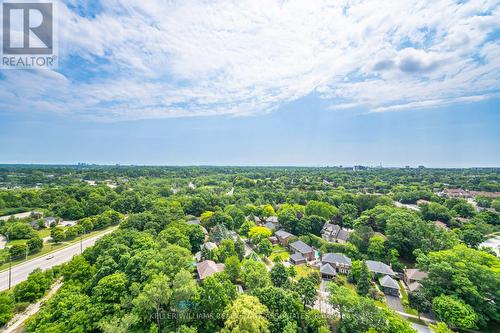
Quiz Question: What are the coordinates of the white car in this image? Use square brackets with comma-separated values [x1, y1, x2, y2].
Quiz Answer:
[45, 255, 54, 260]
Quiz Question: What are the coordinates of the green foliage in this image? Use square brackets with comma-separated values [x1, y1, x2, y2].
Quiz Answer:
[0, 292, 14, 326]
[295, 277, 317, 307]
[305, 200, 338, 220]
[13, 268, 53, 302]
[252, 286, 304, 333]
[240, 259, 270, 291]
[417, 245, 500, 327]
[432, 295, 478, 329]
[356, 261, 371, 296]
[221, 294, 269, 333]
[270, 262, 289, 288]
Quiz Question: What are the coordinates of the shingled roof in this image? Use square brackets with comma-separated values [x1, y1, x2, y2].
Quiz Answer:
[320, 263, 336, 276]
[380, 275, 399, 290]
[197, 260, 224, 280]
[289, 240, 314, 254]
[366, 260, 395, 276]
[322, 253, 352, 266]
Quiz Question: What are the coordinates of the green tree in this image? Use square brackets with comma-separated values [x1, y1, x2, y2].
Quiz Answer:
[0, 292, 14, 326]
[305, 200, 338, 220]
[221, 294, 269, 333]
[248, 226, 272, 243]
[432, 295, 478, 330]
[240, 259, 270, 291]
[133, 273, 172, 332]
[224, 256, 241, 283]
[295, 277, 317, 307]
[270, 262, 289, 288]
[408, 290, 432, 319]
[257, 238, 272, 257]
[367, 235, 385, 261]
[50, 227, 65, 243]
[356, 261, 371, 296]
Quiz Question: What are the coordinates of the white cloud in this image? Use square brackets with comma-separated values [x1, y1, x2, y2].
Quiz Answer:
[1, 0, 499, 120]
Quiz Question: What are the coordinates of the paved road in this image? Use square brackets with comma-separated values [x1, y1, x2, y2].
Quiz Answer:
[480, 235, 500, 256]
[0, 228, 116, 291]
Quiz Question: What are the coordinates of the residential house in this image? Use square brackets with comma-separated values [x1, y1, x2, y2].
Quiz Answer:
[404, 268, 428, 292]
[268, 236, 278, 245]
[289, 240, 315, 262]
[380, 275, 400, 296]
[275, 230, 294, 245]
[434, 221, 449, 230]
[366, 260, 395, 277]
[197, 260, 225, 281]
[320, 263, 336, 280]
[321, 253, 352, 274]
[290, 253, 307, 265]
[202, 242, 218, 252]
[321, 222, 352, 243]
[264, 221, 276, 231]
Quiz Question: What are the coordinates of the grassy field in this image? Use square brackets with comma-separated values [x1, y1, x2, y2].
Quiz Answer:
[268, 245, 289, 262]
[294, 264, 316, 279]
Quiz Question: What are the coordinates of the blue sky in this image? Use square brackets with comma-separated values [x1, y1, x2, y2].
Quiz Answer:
[0, 0, 499, 166]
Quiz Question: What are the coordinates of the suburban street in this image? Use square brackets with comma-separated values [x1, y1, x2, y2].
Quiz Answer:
[0, 228, 116, 291]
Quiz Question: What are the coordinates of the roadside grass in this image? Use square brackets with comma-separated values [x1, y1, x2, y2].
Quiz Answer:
[399, 280, 418, 316]
[0, 225, 117, 271]
[405, 316, 427, 326]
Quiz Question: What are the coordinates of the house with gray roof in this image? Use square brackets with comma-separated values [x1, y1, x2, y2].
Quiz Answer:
[320, 263, 336, 279]
[322, 253, 352, 274]
[289, 240, 315, 261]
[275, 230, 294, 245]
[290, 253, 306, 265]
[366, 260, 395, 277]
[380, 275, 400, 296]
[264, 221, 276, 231]
[321, 222, 352, 243]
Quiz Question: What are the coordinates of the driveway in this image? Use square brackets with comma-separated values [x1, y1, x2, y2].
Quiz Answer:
[385, 295, 405, 312]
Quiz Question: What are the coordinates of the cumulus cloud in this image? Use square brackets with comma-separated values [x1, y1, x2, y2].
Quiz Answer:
[0, 0, 499, 120]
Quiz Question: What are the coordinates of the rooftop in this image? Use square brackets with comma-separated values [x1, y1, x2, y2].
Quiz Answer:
[366, 260, 395, 276]
[289, 240, 314, 254]
[380, 275, 399, 289]
[197, 260, 225, 280]
[320, 263, 336, 276]
[322, 253, 352, 266]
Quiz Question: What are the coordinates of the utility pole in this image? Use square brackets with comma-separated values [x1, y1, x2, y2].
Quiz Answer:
[8, 256, 12, 290]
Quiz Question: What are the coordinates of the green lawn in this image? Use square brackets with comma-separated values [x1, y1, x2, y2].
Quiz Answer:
[268, 251, 289, 262]
[294, 264, 316, 279]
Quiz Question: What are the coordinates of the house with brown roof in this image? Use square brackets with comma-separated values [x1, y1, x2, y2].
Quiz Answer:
[275, 229, 295, 245]
[197, 260, 225, 281]
[404, 268, 428, 292]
